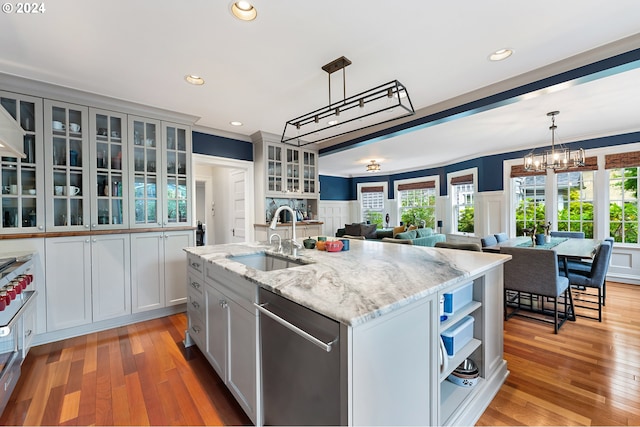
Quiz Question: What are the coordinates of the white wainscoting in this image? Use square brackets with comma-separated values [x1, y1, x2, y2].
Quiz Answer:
[607, 245, 640, 285]
[475, 190, 507, 238]
[318, 200, 353, 237]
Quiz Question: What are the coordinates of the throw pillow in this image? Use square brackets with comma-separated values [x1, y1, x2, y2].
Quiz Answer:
[360, 223, 378, 239]
[344, 223, 361, 236]
[416, 228, 433, 238]
[376, 229, 393, 239]
[395, 230, 417, 240]
[392, 225, 406, 237]
[408, 225, 418, 231]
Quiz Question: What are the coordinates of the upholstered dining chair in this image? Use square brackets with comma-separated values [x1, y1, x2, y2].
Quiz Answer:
[550, 231, 585, 238]
[480, 235, 498, 248]
[564, 237, 613, 305]
[494, 232, 509, 243]
[434, 242, 482, 252]
[562, 240, 612, 322]
[500, 246, 575, 333]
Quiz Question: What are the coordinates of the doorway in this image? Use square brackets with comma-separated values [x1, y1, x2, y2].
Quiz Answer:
[193, 154, 254, 244]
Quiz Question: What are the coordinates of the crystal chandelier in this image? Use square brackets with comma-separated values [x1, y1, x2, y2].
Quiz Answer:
[524, 111, 585, 171]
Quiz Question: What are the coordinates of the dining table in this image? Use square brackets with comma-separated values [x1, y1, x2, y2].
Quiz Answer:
[482, 236, 602, 260]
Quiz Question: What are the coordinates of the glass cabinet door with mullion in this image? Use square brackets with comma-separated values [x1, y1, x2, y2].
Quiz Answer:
[44, 100, 89, 231]
[0, 92, 44, 233]
[285, 147, 300, 193]
[266, 144, 283, 194]
[162, 122, 191, 227]
[90, 108, 128, 229]
[129, 116, 162, 228]
[302, 150, 316, 195]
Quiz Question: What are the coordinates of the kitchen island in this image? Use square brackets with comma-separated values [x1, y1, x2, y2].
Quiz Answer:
[184, 238, 510, 426]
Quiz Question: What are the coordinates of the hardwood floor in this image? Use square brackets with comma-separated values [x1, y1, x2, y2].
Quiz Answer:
[1, 282, 638, 426]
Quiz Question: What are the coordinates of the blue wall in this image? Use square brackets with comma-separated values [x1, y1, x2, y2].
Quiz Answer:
[320, 131, 640, 201]
[192, 131, 253, 161]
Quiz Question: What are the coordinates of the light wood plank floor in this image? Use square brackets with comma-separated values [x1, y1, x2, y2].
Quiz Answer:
[1, 282, 638, 426]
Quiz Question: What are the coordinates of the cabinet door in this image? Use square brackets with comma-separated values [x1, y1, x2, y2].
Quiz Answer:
[44, 100, 90, 231]
[205, 282, 227, 380]
[0, 92, 44, 233]
[302, 150, 317, 195]
[285, 147, 300, 193]
[163, 230, 193, 306]
[227, 298, 257, 421]
[161, 122, 191, 227]
[266, 144, 283, 194]
[128, 116, 162, 228]
[90, 109, 128, 229]
[130, 232, 164, 313]
[45, 236, 92, 330]
[91, 234, 131, 321]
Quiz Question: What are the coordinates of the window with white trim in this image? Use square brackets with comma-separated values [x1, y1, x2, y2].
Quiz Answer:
[398, 181, 437, 228]
[556, 170, 595, 238]
[361, 186, 384, 228]
[510, 165, 547, 237]
[450, 173, 475, 233]
[606, 151, 640, 243]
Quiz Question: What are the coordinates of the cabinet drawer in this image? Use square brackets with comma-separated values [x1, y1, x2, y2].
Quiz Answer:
[205, 263, 257, 309]
[187, 254, 204, 278]
[187, 289, 205, 321]
[187, 316, 205, 349]
[187, 272, 204, 296]
[23, 305, 36, 353]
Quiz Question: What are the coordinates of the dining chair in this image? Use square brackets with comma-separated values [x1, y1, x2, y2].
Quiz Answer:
[480, 235, 498, 248]
[563, 240, 612, 322]
[564, 237, 613, 304]
[550, 231, 585, 238]
[434, 242, 482, 251]
[500, 246, 575, 333]
[494, 232, 509, 243]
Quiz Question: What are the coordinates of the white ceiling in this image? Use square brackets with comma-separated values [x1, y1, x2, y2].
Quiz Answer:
[2, 0, 640, 177]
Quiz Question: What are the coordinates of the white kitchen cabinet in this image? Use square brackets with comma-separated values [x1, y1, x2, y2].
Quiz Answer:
[45, 234, 130, 331]
[89, 108, 128, 229]
[0, 91, 45, 234]
[203, 261, 259, 424]
[131, 229, 194, 313]
[262, 142, 318, 197]
[128, 117, 192, 229]
[44, 100, 90, 231]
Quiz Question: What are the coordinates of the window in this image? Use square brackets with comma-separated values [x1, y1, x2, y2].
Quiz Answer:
[451, 173, 474, 233]
[608, 167, 639, 243]
[511, 165, 547, 237]
[361, 186, 384, 228]
[398, 181, 437, 228]
[606, 151, 640, 243]
[556, 170, 595, 238]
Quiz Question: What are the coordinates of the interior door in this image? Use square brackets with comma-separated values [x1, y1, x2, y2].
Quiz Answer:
[230, 170, 245, 242]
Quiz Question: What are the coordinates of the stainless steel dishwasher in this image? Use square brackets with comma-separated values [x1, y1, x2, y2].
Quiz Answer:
[256, 288, 345, 426]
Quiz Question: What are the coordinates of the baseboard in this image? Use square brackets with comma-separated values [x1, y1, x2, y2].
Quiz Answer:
[32, 304, 187, 346]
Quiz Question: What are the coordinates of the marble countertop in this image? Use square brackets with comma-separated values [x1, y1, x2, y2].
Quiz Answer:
[185, 239, 509, 327]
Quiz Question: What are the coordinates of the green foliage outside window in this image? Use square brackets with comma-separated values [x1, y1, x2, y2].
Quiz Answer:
[609, 167, 639, 243]
[365, 211, 383, 228]
[458, 207, 474, 233]
[556, 188, 594, 238]
[514, 198, 546, 237]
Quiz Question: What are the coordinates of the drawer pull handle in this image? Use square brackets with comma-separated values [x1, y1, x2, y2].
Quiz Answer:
[25, 329, 32, 337]
[191, 301, 200, 309]
[219, 299, 228, 309]
[191, 262, 200, 269]
[190, 281, 200, 289]
[192, 325, 201, 334]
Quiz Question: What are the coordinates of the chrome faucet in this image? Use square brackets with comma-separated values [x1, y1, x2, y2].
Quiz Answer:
[270, 205, 303, 256]
[269, 233, 282, 253]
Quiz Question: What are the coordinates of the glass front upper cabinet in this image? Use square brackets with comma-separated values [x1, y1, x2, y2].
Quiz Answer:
[129, 116, 161, 228]
[44, 100, 89, 231]
[163, 123, 190, 226]
[267, 144, 283, 193]
[0, 92, 44, 233]
[90, 109, 128, 229]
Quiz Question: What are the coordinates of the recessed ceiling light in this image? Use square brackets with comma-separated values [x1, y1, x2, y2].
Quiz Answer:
[185, 75, 205, 85]
[489, 48, 513, 61]
[230, 121, 243, 126]
[231, 1, 257, 21]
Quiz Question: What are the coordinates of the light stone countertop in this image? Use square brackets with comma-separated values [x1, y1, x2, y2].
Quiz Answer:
[185, 239, 510, 327]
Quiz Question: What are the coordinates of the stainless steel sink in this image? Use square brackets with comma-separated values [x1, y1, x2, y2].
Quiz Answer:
[229, 252, 308, 271]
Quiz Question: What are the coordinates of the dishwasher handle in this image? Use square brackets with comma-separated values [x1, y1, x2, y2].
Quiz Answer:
[255, 302, 337, 352]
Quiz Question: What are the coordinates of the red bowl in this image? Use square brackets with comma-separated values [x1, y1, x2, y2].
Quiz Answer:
[325, 241, 344, 252]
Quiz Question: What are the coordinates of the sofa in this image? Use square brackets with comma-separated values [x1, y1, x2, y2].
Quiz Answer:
[336, 223, 445, 247]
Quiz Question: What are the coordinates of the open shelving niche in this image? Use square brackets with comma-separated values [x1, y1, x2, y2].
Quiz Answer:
[438, 275, 485, 425]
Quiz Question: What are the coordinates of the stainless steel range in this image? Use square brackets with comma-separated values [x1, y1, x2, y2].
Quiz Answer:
[0, 255, 37, 415]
